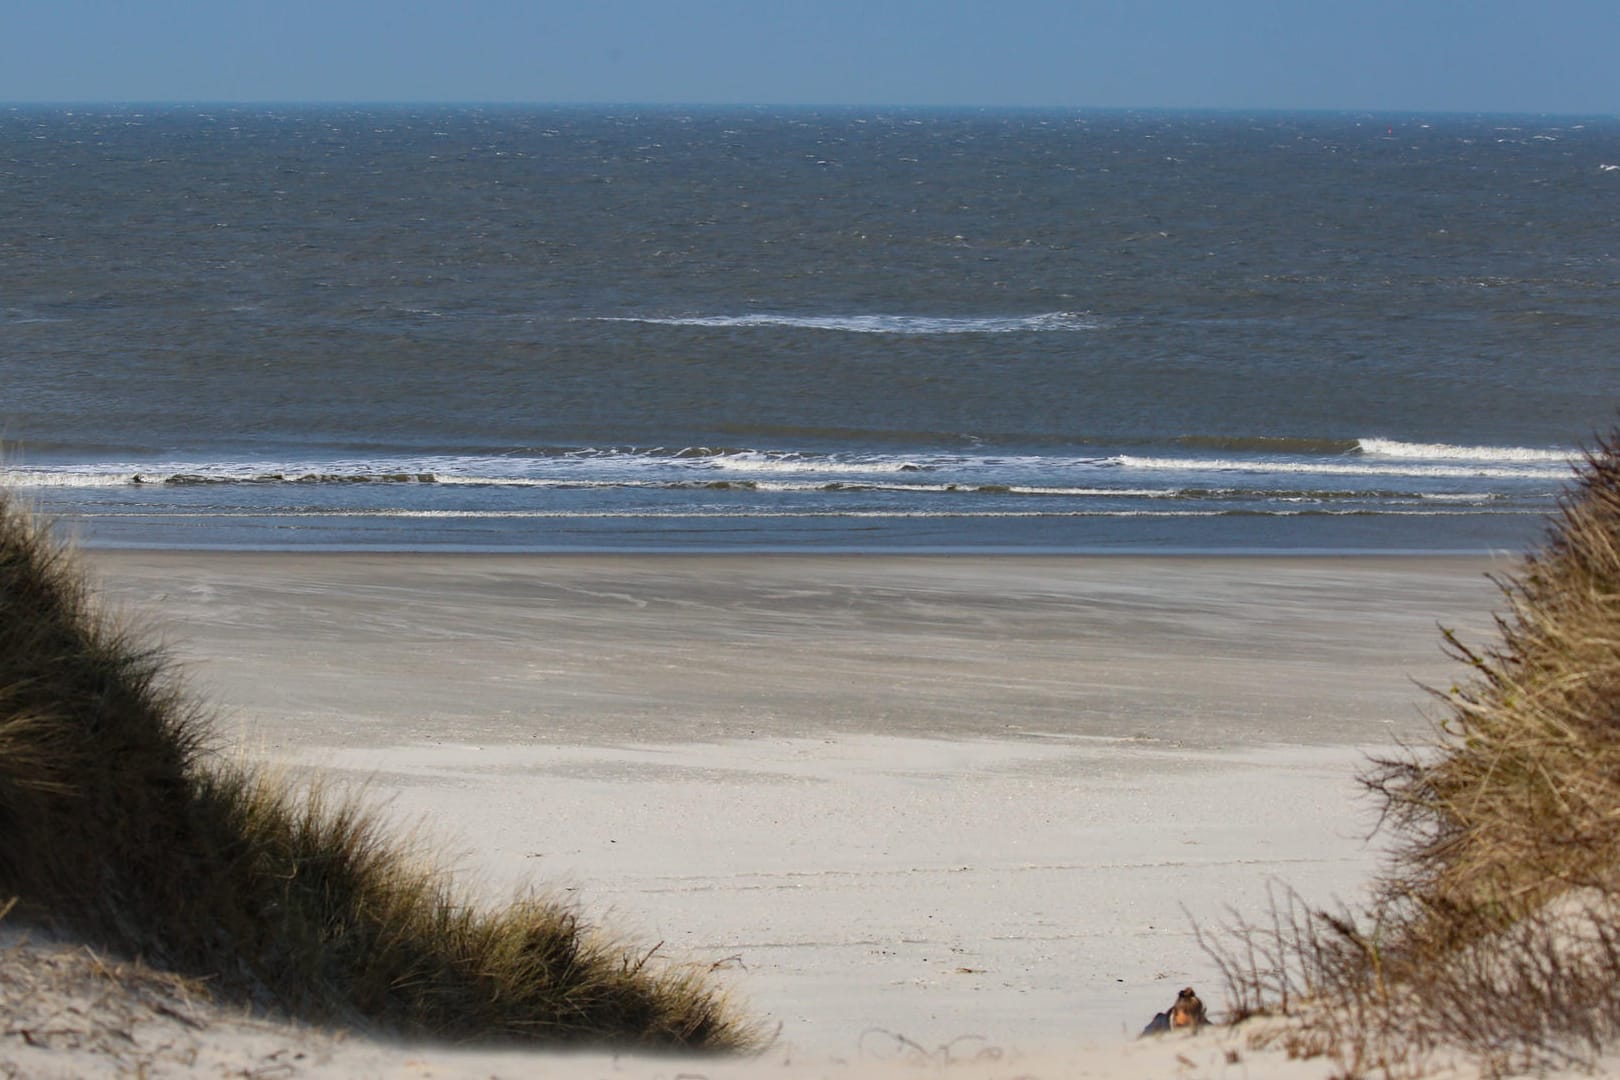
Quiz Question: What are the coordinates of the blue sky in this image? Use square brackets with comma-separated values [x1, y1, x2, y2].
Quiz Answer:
[4, 1, 1617, 113]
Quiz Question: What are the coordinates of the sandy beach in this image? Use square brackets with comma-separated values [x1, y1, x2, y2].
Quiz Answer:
[40, 551, 1507, 1076]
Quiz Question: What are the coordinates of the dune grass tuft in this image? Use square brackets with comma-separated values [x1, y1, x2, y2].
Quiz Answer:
[1205, 428, 1620, 1076]
[0, 491, 759, 1051]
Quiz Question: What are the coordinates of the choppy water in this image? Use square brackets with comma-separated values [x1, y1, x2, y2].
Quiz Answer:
[3, 105, 1616, 551]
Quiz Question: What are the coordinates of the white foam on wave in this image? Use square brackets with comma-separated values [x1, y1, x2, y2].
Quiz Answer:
[1419, 491, 1499, 503]
[1111, 454, 1570, 481]
[0, 470, 130, 489]
[1357, 438, 1573, 464]
[751, 481, 1175, 497]
[596, 311, 1098, 335]
[1004, 485, 1177, 498]
[750, 480, 932, 493]
[715, 451, 923, 474]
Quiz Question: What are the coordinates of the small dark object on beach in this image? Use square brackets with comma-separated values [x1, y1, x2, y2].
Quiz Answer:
[1141, 987, 1207, 1037]
[1171, 987, 1208, 1028]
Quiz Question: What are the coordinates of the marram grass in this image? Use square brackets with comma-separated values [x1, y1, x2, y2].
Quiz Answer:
[0, 492, 758, 1050]
[1206, 429, 1620, 1077]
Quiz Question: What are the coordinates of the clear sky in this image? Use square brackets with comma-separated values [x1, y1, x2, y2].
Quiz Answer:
[4, 0, 1618, 114]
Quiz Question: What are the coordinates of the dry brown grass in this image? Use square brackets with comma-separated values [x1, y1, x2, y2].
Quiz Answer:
[0, 491, 760, 1052]
[1203, 430, 1620, 1077]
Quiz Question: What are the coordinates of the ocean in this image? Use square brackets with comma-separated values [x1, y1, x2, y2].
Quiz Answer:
[1, 105, 1614, 552]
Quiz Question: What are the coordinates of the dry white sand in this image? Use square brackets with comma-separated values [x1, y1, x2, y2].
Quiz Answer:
[10, 552, 1514, 1077]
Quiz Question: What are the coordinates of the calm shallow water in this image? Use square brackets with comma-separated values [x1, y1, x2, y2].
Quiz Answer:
[3, 105, 1615, 551]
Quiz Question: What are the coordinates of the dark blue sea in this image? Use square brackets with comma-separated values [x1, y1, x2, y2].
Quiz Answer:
[2, 105, 1615, 552]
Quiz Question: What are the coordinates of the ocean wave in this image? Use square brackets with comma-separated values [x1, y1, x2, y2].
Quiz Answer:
[1356, 438, 1574, 463]
[3, 433, 1575, 499]
[1419, 491, 1501, 502]
[0, 470, 134, 489]
[3, 443, 1566, 491]
[1110, 454, 1571, 481]
[71, 506, 1543, 521]
[1167, 435, 1573, 463]
[0, 468, 440, 488]
[709, 450, 926, 474]
[593, 311, 1098, 334]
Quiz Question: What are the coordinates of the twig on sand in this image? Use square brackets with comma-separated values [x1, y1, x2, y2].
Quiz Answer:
[858, 1027, 1004, 1066]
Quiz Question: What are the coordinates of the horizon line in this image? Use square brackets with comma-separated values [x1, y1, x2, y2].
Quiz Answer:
[3, 99, 1616, 121]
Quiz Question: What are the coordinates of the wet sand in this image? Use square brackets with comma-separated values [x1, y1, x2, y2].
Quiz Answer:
[85, 552, 1500, 751]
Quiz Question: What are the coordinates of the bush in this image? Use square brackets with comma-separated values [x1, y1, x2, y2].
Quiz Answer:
[1206, 429, 1620, 1077]
[0, 491, 758, 1050]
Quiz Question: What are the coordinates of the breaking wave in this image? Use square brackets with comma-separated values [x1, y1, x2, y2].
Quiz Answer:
[1356, 438, 1574, 463]
[2, 437, 1574, 490]
[1110, 454, 1570, 481]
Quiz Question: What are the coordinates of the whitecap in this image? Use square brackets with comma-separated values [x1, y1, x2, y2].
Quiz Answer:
[1356, 438, 1574, 464]
[593, 311, 1098, 335]
[1110, 454, 1569, 481]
